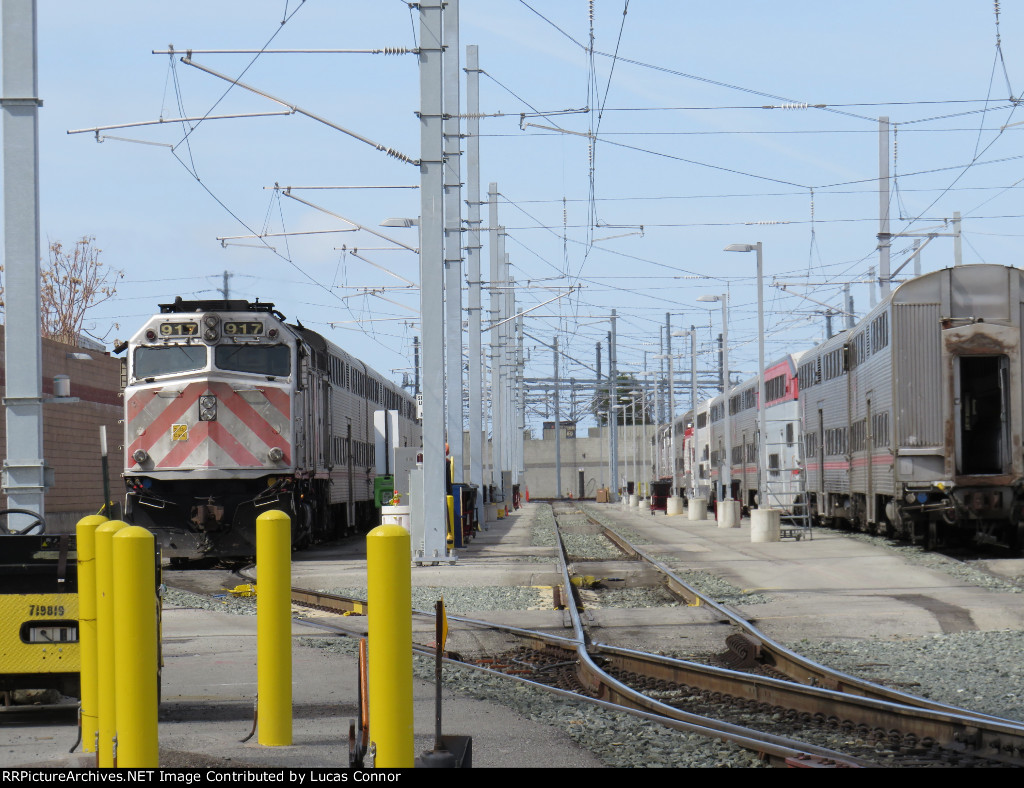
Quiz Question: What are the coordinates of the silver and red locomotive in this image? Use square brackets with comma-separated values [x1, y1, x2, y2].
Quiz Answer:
[121, 298, 420, 560]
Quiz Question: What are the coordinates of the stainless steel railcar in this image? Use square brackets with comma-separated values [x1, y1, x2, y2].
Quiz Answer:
[121, 298, 420, 560]
[799, 264, 1024, 549]
[674, 353, 804, 512]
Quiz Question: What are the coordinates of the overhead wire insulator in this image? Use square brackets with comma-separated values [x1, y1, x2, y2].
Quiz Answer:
[379, 146, 415, 164]
[382, 47, 412, 55]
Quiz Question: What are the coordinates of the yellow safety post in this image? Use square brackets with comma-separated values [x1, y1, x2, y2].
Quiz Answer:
[75, 514, 107, 754]
[257, 509, 292, 746]
[93, 519, 128, 767]
[366, 524, 413, 768]
[112, 526, 159, 767]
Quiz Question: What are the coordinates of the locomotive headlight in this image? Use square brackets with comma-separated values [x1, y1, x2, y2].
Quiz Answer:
[199, 395, 217, 422]
[132, 449, 149, 464]
[202, 314, 220, 342]
[268, 447, 285, 463]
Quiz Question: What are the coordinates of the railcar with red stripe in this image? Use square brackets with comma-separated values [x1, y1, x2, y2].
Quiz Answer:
[659, 264, 1024, 550]
[660, 353, 804, 513]
[121, 298, 420, 561]
[797, 264, 1024, 549]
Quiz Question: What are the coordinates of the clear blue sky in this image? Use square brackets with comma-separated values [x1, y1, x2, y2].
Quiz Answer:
[26, 1, 1024, 430]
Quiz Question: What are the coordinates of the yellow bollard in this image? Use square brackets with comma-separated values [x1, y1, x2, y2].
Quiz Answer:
[366, 524, 413, 768]
[75, 514, 107, 754]
[112, 527, 159, 767]
[94, 519, 128, 767]
[257, 510, 292, 746]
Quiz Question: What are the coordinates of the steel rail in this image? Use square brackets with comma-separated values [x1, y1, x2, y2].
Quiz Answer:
[591, 508, 1024, 726]
[544, 506, 867, 767]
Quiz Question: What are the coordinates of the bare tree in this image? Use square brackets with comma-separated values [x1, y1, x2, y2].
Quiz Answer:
[38, 236, 122, 345]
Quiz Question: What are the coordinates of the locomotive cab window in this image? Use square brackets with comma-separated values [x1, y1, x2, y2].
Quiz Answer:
[215, 344, 291, 377]
[134, 345, 208, 379]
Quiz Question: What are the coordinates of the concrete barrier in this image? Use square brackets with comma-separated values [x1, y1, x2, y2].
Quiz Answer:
[638, 498, 650, 512]
[629, 494, 639, 507]
[751, 508, 781, 542]
[717, 499, 741, 528]
[666, 496, 684, 516]
[687, 498, 707, 520]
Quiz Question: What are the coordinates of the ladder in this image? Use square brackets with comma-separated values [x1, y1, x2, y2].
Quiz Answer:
[761, 417, 814, 541]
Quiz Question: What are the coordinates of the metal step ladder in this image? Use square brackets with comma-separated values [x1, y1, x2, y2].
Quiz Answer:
[761, 417, 813, 541]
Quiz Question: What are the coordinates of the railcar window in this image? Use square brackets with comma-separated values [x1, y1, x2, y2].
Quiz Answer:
[872, 412, 890, 448]
[134, 345, 207, 378]
[215, 344, 291, 376]
[870, 313, 889, 353]
[765, 374, 786, 402]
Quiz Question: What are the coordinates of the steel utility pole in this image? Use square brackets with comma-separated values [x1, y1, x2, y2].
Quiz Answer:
[443, 0, 463, 483]
[488, 184, 504, 505]
[553, 335, 561, 497]
[2, 0, 48, 533]
[464, 45, 484, 526]
[418, 0, 451, 562]
[878, 116, 891, 298]
[609, 310, 619, 500]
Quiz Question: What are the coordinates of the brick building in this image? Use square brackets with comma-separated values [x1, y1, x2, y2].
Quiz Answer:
[0, 326, 122, 533]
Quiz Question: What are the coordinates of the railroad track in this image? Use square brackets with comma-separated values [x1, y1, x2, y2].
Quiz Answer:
[551, 502, 1024, 766]
[169, 504, 1024, 767]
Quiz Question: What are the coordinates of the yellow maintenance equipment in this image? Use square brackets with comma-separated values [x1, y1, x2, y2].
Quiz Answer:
[367, 524, 413, 768]
[446, 495, 455, 548]
[75, 514, 108, 754]
[112, 526, 159, 767]
[229, 584, 257, 598]
[256, 509, 292, 746]
[0, 528, 81, 701]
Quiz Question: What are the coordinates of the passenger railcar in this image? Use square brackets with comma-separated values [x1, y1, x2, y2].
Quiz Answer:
[661, 353, 804, 513]
[661, 264, 1024, 549]
[798, 264, 1024, 549]
[121, 298, 420, 561]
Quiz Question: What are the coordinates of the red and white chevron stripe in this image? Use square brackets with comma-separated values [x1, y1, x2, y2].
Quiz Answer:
[126, 381, 292, 471]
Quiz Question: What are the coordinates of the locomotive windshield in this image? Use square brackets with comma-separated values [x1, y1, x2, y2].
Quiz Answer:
[134, 345, 208, 379]
[215, 344, 291, 377]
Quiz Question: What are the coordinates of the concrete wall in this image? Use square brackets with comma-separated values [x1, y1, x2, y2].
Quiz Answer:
[460, 423, 657, 500]
[0, 326, 122, 532]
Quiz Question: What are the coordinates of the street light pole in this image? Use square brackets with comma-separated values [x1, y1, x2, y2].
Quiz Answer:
[725, 242, 766, 509]
[698, 293, 737, 527]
